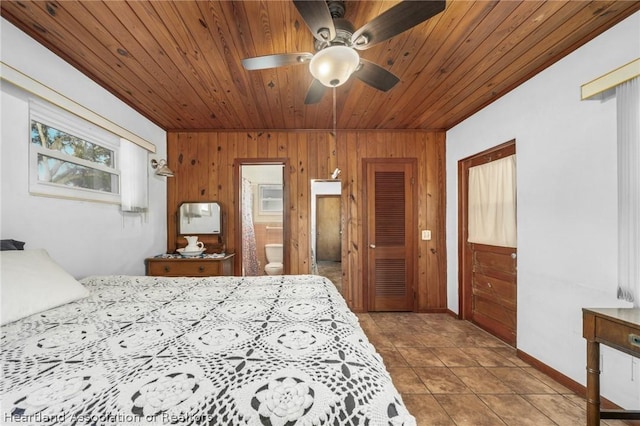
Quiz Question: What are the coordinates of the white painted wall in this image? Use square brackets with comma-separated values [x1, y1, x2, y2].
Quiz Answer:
[1, 19, 167, 278]
[446, 12, 640, 408]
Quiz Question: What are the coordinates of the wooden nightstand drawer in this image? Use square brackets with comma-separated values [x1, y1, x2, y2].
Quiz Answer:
[596, 316, 640, 354]
[145, 254, 234, 277]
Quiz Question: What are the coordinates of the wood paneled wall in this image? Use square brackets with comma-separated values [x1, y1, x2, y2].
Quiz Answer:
[166, 130, 446, 312]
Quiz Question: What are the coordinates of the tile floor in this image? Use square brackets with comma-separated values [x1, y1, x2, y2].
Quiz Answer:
[358, 312, 637, 426]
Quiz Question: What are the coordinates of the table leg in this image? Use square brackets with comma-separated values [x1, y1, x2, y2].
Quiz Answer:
[586, 339, 600, 426]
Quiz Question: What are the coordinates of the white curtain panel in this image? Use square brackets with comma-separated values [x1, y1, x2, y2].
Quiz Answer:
[616, 76, 640, 306]
[468, 154, 517, 248]
[120, 139, 149, 212]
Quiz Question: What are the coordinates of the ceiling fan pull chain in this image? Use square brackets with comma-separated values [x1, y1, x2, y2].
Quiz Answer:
[333, 87, 337, 137]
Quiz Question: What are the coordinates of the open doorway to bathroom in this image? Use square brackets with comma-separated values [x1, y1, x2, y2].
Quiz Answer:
[237, 162, 286, 276]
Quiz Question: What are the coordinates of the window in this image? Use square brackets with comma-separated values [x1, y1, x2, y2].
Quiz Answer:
[29, 100, 122, 204]
[258, 184, 283, 214]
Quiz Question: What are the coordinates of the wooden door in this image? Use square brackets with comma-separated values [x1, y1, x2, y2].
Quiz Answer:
[365, 159, 417, 311]
[459, 141, 517, 345]
[316, 195, 341, 261]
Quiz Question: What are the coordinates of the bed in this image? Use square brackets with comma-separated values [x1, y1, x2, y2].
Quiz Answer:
[1, 249, 415, 425]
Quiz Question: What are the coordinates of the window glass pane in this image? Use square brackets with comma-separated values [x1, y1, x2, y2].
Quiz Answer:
[37, 153, 118, 193]
[31, 120, 114, 167]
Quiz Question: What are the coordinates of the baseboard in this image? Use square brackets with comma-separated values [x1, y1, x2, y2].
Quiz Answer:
[516, 349, 625, 412]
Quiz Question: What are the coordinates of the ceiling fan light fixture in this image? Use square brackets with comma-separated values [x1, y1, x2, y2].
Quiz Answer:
[309, 45, 359, 87]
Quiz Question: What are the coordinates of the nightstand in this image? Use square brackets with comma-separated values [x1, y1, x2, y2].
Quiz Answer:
[145, 253, 235, 277]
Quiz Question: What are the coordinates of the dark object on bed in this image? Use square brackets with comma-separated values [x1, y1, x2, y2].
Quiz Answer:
[0, 239, 25, 250]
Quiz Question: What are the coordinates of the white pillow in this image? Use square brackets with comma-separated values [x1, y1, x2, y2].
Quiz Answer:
[0, 249, 90, 325]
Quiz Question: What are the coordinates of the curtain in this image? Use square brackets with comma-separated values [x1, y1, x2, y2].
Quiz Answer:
[242, 178, 260, 276]
[616, 76, 640, 306]
[120, 138, 148, 212]
[468, 154, 517, 248]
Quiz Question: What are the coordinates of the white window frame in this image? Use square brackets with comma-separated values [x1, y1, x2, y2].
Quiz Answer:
[29, 99, 122, 204]
[258, 184, 283, 215]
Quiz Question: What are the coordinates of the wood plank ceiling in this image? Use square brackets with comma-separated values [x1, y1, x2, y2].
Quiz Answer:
[2, 1, 639, 131]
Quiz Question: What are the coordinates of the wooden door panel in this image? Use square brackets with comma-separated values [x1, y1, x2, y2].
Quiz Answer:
[471, 243, 517, 345]
[316, 195, 341, 261]
[472, 310, 516, 344]
[473, 295, 516, 326]
[472, 272, 516, 310]
[473, 247, 515, 273]
[366, 160, 416, 312]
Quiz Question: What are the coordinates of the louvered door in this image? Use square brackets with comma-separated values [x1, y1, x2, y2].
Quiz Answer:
[365, 160, 417, 311]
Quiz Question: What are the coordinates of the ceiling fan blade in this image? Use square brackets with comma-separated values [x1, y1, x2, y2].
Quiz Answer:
[241, 53, 313, 70]
[293, 0, 336, 42]
[351, 0, 445, 50]
[304, 79, 327, 104]
[353, 59, 400, 92]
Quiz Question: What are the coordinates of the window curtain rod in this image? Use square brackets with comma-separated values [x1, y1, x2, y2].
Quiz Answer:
[581, 58, 640, 100]
[0, 61, 156, 153]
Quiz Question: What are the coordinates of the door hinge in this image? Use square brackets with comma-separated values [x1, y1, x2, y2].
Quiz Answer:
[411, 177, 415, 185]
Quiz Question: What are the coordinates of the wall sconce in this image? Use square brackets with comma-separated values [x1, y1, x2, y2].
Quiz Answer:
[150, 159, 174, 177]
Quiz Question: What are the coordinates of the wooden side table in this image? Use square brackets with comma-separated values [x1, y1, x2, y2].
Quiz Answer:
[146, 253, 235, 277]
[582, 307, 640, 425]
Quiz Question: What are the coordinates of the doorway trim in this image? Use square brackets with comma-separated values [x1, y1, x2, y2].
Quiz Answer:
[234, 158, 290, 277]
[458, 140, 516, 319]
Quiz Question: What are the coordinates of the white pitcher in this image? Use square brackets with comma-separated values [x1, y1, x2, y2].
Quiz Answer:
[184, 236, 204, 251]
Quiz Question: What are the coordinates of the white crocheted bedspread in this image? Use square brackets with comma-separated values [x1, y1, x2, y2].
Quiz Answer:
[1, 274, 415, 425]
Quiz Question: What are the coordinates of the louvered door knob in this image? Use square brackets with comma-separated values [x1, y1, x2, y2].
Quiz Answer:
[369, 244, 376, 248]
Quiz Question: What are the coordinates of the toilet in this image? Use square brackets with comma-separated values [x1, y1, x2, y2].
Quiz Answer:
[264, 243, 284, 275]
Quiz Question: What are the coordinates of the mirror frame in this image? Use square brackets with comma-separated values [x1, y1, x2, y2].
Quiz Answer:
[178, 201, 222, 235]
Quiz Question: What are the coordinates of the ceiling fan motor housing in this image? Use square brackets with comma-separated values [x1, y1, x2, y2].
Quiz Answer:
[314, 17, 355, 51]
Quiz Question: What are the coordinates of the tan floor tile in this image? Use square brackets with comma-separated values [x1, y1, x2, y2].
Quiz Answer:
[523, 394, 586, 426]
[435, 394, 507, 425]
[402, 394, 455, 426]
[365, 313, 615, 426]
[463, 347, 518, 367]
[602, 420, 640, 426]
[387, 367, 430, 394]
[377, 347, 409, 367]
[416, 332, 458, 347]
[397, 347, 444, 367]
[562, 394, 640, 426]
[479, 394, 557, 425]
[522, 367, 574, 394]
[414, 367, 471, 394]
[455, 330, 509, 348]
[384, 332, 426, 348]
[431, 347, 480, 367]
[489, 367, 558, 394]
[491, 347, 531, 367]
[451, 367, 515, 394]
[364, 330, 395, 349]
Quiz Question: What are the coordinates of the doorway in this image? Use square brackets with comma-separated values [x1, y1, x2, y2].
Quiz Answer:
[310, 179, 342, 292]
[236, 161, 287, 276]
[364, 159, 417, 311]
[458, 141, 517, 346]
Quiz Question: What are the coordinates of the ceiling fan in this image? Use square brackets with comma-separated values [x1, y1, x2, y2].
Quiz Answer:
[241, 0, 446, 104]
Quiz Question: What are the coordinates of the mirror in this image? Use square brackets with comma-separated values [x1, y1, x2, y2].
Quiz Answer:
[179, 202, 222, 235]
[310, 180, 342, 292]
